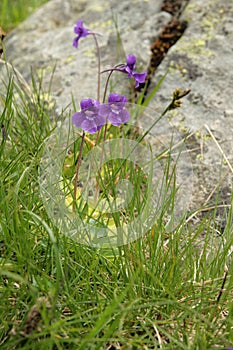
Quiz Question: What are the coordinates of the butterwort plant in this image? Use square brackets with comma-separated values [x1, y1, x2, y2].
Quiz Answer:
[71, 20, 147, 208]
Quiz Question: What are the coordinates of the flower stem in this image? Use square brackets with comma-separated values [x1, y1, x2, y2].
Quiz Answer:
[101, 65, 124, 103]
[102, 69, 114, 103]
[94, 68, 114, 146]
[93, 117, 108, 205]
[92, 33, 101, 101]
[94, 66, 124, 204]
[138, 89, 191, 145]
[73, 131, 85, 211]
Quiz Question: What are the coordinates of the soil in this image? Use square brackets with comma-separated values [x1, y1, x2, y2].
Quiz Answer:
[149, 19, 187, 78]
[137, 0, 190, 93]
[161, 0, 189, 17]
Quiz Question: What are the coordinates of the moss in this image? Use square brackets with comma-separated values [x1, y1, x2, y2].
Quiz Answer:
[90, 19, 112, 31]
[169, 60, 189, 80]
[64, 55, 75, 64]
[88, 3, 108, 12]
[36, 64, 55, 76]
[201, 16, 220, 41]
[171, 36, 214, 62]
[182, 0, 228, 48]
[84, 48, 96, 58]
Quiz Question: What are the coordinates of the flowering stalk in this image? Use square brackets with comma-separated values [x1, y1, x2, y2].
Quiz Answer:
[92, 33, 101, 101]
[102, 66, 121, 103]
[95, 94, 129, 203]
[72, 98, 106, 209]
[101, 54, 147, 91]
[73, 131, 85, 210]
[71, 20, 147, 212]
[73, 20, 101, 100]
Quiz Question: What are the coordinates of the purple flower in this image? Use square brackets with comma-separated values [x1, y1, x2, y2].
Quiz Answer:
[130, 71, 148, 88]
[120, 54, 147, 88]
[72, 99, 106, 134]
[73, 20, 90, 48]
[99, 93, 130, 126]
[124, 54, 137, 73]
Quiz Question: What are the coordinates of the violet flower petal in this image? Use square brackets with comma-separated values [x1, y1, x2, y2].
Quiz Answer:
[108, 109, 130, 126]
[126, 54, 136, 71]
[73, 20, 90, 48]
[132, 71, 147, 88]
[72, 98, 105, 134]
[99, 93, 130, 126]
[108, 93, 127, 105]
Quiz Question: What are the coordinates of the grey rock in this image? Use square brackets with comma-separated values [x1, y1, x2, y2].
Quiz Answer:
[2, 0, 164, 110]
[1, 0, 233, 224]
[147, 0, 233, 217]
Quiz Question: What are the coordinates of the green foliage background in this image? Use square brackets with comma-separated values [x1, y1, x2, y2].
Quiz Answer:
[0, 0, 48, 31]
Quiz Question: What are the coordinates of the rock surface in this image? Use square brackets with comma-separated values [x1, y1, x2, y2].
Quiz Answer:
[147, 0, 233, 226]
[1, 0, 233, 227]
[2, 0, 167, 109]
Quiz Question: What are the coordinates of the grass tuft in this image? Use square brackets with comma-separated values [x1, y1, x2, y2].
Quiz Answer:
[0, 72, 232, 349]
[0, 0, 48, 32]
